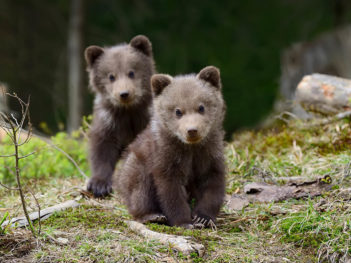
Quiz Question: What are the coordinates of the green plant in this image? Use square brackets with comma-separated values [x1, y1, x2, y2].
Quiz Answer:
[0, 212, 10, 235]
[0, 131, 89, 185]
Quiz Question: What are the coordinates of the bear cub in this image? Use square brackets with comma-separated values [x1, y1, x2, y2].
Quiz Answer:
[116, 66, 226, 228]
[85, 35, 155, 197]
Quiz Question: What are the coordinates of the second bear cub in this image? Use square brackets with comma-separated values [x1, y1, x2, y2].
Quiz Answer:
[85, 35, 155, 197]
[117, 66, 226, 228]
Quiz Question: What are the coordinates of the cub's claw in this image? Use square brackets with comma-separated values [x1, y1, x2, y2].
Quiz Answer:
[87, 178, 113, 198]
[192, 214, 216, 229]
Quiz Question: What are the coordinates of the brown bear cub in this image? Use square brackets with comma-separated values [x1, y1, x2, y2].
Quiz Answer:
[116, 66, 226, 228]
[85, 35, 155, 197]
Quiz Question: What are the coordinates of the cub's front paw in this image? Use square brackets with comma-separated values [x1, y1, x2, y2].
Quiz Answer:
[192, 214, 216, 229]
[87, 177, 112, 198]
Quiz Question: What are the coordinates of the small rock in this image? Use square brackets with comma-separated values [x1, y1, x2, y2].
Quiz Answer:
[52, 230, 68, 237]
[226, 195, 250, 211]
[56, 237, 69, 245]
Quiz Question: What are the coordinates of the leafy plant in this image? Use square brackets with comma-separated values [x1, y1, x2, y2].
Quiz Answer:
[0, 212, 10, 235]
[0, 131, 89, 185]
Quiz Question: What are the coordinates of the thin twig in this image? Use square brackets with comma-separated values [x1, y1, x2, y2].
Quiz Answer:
[12, 116, 36, 237]
[47, 143, 88, 179]
[0, 93, 37, 237]
[274, 111, 299, 124]
[0, 181, 19, 191]
[307, 110, 351, 127]
[18, 151, 36, 159]
[4, 165, 16, 177]
[27, 187, 41, 235]
[0, 154, 15, 158]
[10, 113, 20, 130]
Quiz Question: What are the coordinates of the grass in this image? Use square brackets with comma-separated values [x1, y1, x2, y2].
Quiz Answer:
[1, 117, 351, 262]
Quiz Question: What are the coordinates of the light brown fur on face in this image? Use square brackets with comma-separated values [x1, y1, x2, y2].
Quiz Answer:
[86, 39, 154, 108]
[84, 35, 155, 198]
[116, 66, 226, 228]
[153, 68, 224, 145]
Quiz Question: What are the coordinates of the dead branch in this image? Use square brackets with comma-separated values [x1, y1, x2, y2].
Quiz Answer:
[125, 220, 205, 257]
[2, 200, 80, 228]
[307, 110, 351, 127]
[0, 181, 19, 191]
[18, 151, 36, 159]
[0, 93, 36, 237]
[27, 188, 41, 235]
[47, 143, 88, 179]
[0, 153, 15, 157]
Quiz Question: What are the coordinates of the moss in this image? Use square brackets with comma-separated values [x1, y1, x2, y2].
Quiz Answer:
[42, 206, 124, 230]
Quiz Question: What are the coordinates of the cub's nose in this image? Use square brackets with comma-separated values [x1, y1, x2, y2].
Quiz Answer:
[187, 128, 198, 138]
[120, 91, 129, 100]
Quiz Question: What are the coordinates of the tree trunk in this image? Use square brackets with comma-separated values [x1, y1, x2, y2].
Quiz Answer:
[67, 0, 84, 132]
[295, 73, 351, 115]
[333, 0, 348, 26]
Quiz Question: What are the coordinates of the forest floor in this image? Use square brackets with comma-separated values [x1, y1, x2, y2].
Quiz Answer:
[1, 117, 351, 263]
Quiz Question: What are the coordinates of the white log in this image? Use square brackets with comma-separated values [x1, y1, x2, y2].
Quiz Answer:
[125, 220, 205, 257]
[1, 200, 80, 227]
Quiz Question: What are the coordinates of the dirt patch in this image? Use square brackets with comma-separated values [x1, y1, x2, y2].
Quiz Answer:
[0, 229, 35, 262]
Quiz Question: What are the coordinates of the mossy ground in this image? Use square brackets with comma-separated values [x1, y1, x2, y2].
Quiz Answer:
[1, 117, 351, 262]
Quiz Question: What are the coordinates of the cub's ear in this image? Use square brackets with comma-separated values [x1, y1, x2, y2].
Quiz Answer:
[130, 35, 152, 57]
[151, 74, 172, 96]
[85, 46, 104, 67]
[197, 66, 221, 90]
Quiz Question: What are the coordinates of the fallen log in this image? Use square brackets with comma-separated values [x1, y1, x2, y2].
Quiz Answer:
[125, 220, 205, 257]
[1, 200, 80, 228]
[295, 73, 351, 115]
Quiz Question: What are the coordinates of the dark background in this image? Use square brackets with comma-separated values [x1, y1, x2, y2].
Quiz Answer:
[0, 0, 350, 137]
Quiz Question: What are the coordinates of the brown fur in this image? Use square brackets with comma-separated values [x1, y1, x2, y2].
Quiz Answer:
[85, 35, 155, 197]
[116, 66, 226, 228]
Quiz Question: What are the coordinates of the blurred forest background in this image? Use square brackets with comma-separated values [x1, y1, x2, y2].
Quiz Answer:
[1, 0, 351, 137]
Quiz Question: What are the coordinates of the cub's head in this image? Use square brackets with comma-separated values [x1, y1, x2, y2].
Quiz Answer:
[85, 35, 155, 107]
[151, 66, 225, 144]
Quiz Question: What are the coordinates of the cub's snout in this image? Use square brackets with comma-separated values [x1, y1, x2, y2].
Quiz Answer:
[110, 78, 138, 106]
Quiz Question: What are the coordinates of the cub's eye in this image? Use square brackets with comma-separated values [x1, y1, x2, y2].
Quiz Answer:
[175, 108, 183, 118]
[108, 74, 116, 82]
[128, 71, 135, 79]
[198, 105, 205, 114]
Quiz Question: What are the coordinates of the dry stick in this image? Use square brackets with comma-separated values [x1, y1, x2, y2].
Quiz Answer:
[9, 106, 36, 237]
[0, 181, 19, 191]
[47, 142, 88, 179]
[0, 94, 36, 237]
[275, 111, 299, 124]
[11, 125, 35, 237]
[125, 220, 205, 257]
[306, 110, 351, 127]
[0, 154, 15, 157]
[28, 131, 88, 179]
[2, 200, 80, 228]
[27, 187, 41, 235]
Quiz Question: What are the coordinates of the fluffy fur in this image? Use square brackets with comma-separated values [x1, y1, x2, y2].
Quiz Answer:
[85, 35, 155, 197]
[116, 66, 226, 228]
